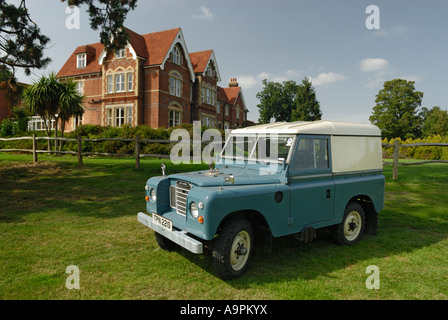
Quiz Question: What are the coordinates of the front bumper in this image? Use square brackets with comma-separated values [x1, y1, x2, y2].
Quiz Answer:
[137, 212, 203, 254]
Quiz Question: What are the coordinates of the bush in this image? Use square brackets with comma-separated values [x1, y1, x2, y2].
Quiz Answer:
[383, 136, 448, 160]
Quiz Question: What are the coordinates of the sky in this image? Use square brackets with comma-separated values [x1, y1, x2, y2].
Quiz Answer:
[12, 0, 448, 123]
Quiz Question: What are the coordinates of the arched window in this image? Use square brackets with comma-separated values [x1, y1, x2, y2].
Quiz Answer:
[171, 46, 183, 65]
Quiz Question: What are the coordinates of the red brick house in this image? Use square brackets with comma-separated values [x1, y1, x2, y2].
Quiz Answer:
[57, 27, 249, 131]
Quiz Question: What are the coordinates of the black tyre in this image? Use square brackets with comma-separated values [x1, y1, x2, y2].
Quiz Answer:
[212, 219, 253, 280]
[155, 232, 177, 251]
[332, 201, 366, 246]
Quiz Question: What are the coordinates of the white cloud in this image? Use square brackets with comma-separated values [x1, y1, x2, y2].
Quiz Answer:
[234, 70, 303, 89]
[192, 5, 214, 20]
[359, 58, 389, 72]
[236, 75, 259, 89]
[309, 72, 348, 86]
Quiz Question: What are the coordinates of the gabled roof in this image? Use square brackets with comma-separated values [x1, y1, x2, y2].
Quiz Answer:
[189, 49, 222, 81]
[58, 27, 195, 81]
[142, 27, 180, 66]
[218, 86, 247, 112]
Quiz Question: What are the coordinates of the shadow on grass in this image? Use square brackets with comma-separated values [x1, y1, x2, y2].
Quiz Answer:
[170, 165, 448, 286]
[1, 156, 447, 288]
[0, 157, 207, 223]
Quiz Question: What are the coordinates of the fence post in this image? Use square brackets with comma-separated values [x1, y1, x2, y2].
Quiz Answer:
[393, 139, 399, 180]
[32, 134, 38, 163]
[77, 135, 83, 167]
[135, 134, 140, 169]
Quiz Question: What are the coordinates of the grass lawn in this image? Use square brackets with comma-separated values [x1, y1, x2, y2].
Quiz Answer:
[0, 153, 447, 300]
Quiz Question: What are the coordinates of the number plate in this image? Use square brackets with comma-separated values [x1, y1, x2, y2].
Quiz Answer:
[152, 213, 173, 231]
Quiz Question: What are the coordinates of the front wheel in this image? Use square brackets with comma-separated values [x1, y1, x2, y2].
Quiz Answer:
[332, 202, 366, 246]
[212, 219, 253, 280]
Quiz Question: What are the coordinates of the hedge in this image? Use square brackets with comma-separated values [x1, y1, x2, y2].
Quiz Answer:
[383, 135, 448, 160]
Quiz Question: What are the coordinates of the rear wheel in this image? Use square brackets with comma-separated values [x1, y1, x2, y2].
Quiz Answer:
[333, 202, 366, 246]
[212, 219, 253, 280]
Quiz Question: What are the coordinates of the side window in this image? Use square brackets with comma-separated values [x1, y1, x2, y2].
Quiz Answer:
[291, 137, 330, 172]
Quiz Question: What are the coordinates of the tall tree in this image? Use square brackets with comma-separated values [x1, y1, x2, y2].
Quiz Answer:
[257, 79, 299, 123]
[369, 79, 423, 139]
[0, 0, 51, 75]
[291, 77, 322, 121]
[0, 0, 138, 75]
[421, 106, 448, 137]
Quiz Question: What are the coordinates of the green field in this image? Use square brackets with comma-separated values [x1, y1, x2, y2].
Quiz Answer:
[0, 153, 447, 300]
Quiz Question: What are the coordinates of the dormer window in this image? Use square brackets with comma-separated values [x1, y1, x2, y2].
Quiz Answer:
[115, 48, 126, 59]
[170, 46, 183, 65]
[77, 54, 86, 68]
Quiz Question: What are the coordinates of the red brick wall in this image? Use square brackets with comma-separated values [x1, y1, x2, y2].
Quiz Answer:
[0, 88, 11, 123]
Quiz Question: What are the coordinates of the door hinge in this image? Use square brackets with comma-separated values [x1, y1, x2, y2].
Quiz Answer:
[288, 217, 294, 226]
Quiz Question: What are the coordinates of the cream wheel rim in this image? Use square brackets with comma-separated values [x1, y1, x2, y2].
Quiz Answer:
[344, 211, 362, 241]
[230, 231, 251, 271]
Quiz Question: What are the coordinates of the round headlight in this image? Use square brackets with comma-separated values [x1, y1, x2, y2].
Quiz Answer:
[150, 188, 157, 201]
[190, 202, 199, 219]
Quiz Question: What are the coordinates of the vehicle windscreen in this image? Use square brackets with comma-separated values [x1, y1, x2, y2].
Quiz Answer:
[219, 134, 295, 164]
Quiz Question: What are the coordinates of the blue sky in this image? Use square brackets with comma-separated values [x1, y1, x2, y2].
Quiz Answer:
[13, 0, 448, 123]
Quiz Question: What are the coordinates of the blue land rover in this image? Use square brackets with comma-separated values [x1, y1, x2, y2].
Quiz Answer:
[138, 120, 385, 280]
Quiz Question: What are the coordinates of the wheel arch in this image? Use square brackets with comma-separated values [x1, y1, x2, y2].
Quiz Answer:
[347, 195, 378, 236]
[215, 209, 273, 242]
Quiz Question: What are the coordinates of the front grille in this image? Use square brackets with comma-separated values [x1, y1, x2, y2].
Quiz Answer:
[170, 180, 191, 216]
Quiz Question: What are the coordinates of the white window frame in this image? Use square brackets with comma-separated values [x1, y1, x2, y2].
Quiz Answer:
[236, 105, 240, 119]
[127, 107, 133, 125]
[73, 114, 83, 129]
[115, 74, 125, 92]
[75, 81, 83, 95]
[77, 54, 86, 68]
[115, 108, 125, 127]
[127, 73, 133, 91]
[169, 109, 181, 127]
[169, 76, 182, 97]
[116, 48, 126, 59]
[107, 75, 114, 93]
[106, 105, 133, 127]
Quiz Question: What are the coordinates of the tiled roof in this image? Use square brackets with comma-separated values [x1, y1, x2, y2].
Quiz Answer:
[218, 87, 241, 105]
[57, 27, 181, 78]
[141, 28, 180, 66]
[189, 50, 213, 74]
[57, 42, 103, 78]
[218, 86, 241, 105]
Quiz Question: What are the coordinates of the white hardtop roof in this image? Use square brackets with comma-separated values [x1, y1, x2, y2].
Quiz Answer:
[232, 120, 381, 136]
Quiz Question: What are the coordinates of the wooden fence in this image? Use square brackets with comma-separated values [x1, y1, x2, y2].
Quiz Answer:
[382, 140, 448, 180]
[0, 134, 173, 169]
[2, 136, 448, 178]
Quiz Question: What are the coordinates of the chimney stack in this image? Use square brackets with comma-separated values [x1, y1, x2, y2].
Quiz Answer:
[229, 77, 239, 88]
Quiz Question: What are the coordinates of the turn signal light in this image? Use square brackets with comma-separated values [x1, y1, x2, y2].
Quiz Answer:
[198, 216, 204, 224]
[145, 196, 150, 202]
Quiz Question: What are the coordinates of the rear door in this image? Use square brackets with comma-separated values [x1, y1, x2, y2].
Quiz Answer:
[288, 135, 334, 230]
